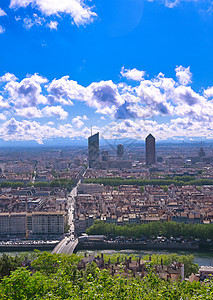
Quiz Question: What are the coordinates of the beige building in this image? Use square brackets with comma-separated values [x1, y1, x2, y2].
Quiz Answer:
[0, 212, 65, 237]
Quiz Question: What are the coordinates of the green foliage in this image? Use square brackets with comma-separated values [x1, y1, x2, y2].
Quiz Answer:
[34, 181, 49, 187]
[51, 169, 58, 178]
[0, 254, 22, 280]
[84, 177, 213, 187]
[143, 254, 198, 277]
[160, 186, 168, 192]
[0, 179, 74, 189]
[50, 179, 74, 188]
[140, 186, 144, 193]
[87, 220, 213, 240]
[0, 252, 212, 299]
[64, 224, 70, 233]
[11, 182, 25, 188]
[0, 181, 13, 188]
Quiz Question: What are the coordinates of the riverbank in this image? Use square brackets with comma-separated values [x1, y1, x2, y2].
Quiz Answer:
[0, 242, 57, 252]
[75, 240, 200, 252]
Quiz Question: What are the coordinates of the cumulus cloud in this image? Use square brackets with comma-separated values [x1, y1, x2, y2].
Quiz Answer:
[175, 66, 192, 85]
[0, 73, 18, 83]
[82, 115, 88, 120]
[0, 8, 7, 16]
[72, 116, 84, 128]
[0, 66, 212, 142]
[42, 105, 68, 119]
[5, 74, 48, 108]
[121, 67, 145, 81]
[0, 25, 5, 34]
[204, 86, 213, 98]
[0, 114, 7, 120]
[15, 107, 43, 118]
[0, 96, 10, 109]
[46, 76, 83, 105]
[47, 20, 58, 30]
[0, 118, 78, 143]
[88, 80, 124, 114]
[10, 0, 97, 27]
[174, 86, 204, 106]
[47, 77, 125, 115]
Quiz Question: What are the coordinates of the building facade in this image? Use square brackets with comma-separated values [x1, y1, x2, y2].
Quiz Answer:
[88, 132, 99, 168]
[117, 144, 124, 159]
[146, 134, 156, 165]
[0, 212, 64, 237]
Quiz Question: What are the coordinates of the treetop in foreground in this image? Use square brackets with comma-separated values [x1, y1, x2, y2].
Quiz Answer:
[0, 252, 211, 299]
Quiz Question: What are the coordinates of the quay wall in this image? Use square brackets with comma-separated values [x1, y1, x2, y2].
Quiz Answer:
[75, 241, 199, 252]
[0, 243, 56, 252]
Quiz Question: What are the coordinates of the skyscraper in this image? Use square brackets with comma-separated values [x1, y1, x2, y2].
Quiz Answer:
[117, 144, 124, 159]
[198, 142, 205, 158]
[88, 132, 99, 168]
[102, 150, 109, 162]
[146, 134, 156, 165]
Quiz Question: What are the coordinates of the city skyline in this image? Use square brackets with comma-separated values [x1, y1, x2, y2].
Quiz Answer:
[0, 1, 213, 145]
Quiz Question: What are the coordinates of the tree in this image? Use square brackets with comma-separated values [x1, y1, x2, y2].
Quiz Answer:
[0, 254, 21, 280]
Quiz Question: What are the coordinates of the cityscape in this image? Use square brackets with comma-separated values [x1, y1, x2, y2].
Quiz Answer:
[1, 0, 213, 297]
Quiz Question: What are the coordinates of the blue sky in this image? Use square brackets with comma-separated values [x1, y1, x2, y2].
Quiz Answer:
[0, 0, 213, 145]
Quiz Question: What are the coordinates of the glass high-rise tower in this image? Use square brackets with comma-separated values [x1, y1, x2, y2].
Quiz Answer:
[88, 132, 99, 168]
[146, 134, 155, 165]
[117, 144, 124, 159]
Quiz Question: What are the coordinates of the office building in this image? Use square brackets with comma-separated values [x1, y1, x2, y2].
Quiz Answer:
[117, 144, 124, 158]
[102, 150, 109, 162]
[198, 142, 205, 158]
[146, 134, 156, 165]
[88, 132, 99, 168]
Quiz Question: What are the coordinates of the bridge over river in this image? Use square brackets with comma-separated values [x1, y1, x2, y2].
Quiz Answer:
[52, 237, 79, 254]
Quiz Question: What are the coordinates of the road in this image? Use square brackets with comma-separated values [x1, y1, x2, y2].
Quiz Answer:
[52, 178, 83, 254]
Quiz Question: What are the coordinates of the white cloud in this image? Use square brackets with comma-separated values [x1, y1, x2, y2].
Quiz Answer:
[204, 86, 213, 98]
[82, 115, 88, 120]
[23, 14, 45, 29]
[47, 20, 58, 30]
[163, 0, 180, 8]
[175, 66, 192, 85]
[121, 67, 145, 81]
[87, 80, 125, 114]
[0, 25, 5, 34]
[0, 66, 212, 142]
[0, 8, 7, 16]
[174, 85, 205, 106]
[10, 0, 97, 26]
[5, 74, 48, 108]
[0, 96, 10, 109]
[72, 116, 84, 128]
[46, 76, 82, 105]
[15, 107, 43, 118]
[0, 113, 7, 120]
[0, 73, 18, 83]
[147, 0, 203, 9]
[42, 105, 68, 119]
[47, 121, 54, 125]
